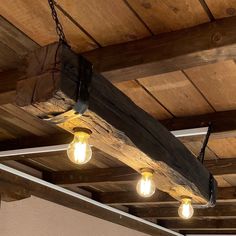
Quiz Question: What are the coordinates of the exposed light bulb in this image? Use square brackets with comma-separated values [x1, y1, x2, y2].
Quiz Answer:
[67, 128, 92, 165]
[178, 197, 194, 219]
[136, 169, 156, 198]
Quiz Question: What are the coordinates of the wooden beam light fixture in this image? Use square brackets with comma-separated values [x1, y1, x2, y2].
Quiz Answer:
[10, 0, 217, 216]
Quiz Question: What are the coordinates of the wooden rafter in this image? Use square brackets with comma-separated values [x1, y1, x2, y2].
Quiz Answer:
[161, 110, 236, 141]
[43, 158, 236, 186]
[83, 16, 236, 82]
[130, 205, 236, 219]
[158, 219, 236, 230]
[94, 187, 236, 206]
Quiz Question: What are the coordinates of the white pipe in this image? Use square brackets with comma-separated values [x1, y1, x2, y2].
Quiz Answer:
[171, 127, 208, 138]
[0, 127, 208, 157]
[0, 163, 182, 236]
[0, 144, 68, 157]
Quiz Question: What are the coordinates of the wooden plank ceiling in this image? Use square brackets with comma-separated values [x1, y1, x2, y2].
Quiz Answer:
[0, 0, 236, 234]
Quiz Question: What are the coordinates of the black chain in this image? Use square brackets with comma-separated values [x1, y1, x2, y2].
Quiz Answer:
[48, 0, 67, 44]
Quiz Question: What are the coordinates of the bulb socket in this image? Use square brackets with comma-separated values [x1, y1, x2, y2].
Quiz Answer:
[140, 168, 154, 176]
[73, 127, 92, 135]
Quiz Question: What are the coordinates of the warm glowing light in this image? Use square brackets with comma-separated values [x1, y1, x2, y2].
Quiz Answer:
[136, 169, 156, 198]
[67, 128, 92, 165]
[178, 197, 194, 219]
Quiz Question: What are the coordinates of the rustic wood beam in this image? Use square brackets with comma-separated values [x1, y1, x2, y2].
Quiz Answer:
[43, 158, 236, 186]
[130, 205, 236, 219]
[161, 110, 236, 141]
[83, 16, 236, 82]
[94, 187, 236, 206]
[43, 166, 139, 186]
[158, 219, 236, 230]
[11, 43, 214, 203]
[0, 166, 179, 236]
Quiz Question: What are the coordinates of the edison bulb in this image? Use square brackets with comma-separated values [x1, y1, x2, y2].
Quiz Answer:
[67, 128, 92, 165]
[178, 197, 194, 219]
[136, 169, 156, 197]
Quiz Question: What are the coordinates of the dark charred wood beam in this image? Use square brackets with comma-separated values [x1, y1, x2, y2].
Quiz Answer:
[158, 219, 236, 230]
[83, 16, 236, 82]
[130, 205, 236, 219]
[43, 166, 139, 186]
[8, 43, 214, 203]
[161, 110, 236, 142]
[42, 158, 236, 186]
[94, 187, 236, 206]
[0, 167, 176, 236]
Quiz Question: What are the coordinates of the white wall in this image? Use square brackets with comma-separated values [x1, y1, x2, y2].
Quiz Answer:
[0, 196, 149, 236]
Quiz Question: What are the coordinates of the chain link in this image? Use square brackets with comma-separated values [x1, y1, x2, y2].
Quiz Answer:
[48, 0, 67, 44]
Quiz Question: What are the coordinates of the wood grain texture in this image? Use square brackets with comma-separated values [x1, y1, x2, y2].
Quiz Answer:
[115, 80, 172, 119]
[0, 16, 39, 56]
[208, 137, 236, 158]
[56, 0, 150, 46]
[127, 0, 209, 34]
[205, 0, 236, 19]
[185, 60, 236, 111]
[14, 43, 214, 203]
[0, 0, 97, 52]
[84, 16, 236, 82]
[138, 71, 213, 116]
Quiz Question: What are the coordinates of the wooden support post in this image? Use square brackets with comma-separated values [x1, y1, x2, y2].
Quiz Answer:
[13, 43, 215, 203]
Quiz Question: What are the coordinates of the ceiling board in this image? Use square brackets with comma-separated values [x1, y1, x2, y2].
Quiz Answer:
[223, 175, 236, 186]
[115, 80, 172, 120]
[183, 141, 218, 160]
[205, 0, 236, 19]
[208, 137, 236, 158]
[56, 0, 150, 46]
[0, 0, 96, 52]
[215, 176, 232, 187]
[0, 104, 58, 136]
[185, 60, 236, 111]
[138, 71, 214, 117]
[127, 0, 210, 34]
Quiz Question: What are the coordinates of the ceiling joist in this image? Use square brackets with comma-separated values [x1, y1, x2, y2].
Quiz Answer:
[43, 158, 236, 186]
[83, 16, 236, 83]
[94, 187, 236, 206]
